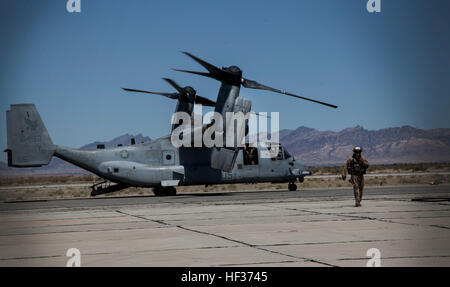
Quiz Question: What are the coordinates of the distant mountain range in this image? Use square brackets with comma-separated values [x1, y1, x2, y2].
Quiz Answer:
[1, 126, 449, 175]
[280, 125, 450, 165]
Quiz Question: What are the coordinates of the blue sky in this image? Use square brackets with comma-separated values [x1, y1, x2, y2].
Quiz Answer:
[1, 0, 449, 157]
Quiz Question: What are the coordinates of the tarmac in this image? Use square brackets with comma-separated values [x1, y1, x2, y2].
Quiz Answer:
[0, 184, 449, 267]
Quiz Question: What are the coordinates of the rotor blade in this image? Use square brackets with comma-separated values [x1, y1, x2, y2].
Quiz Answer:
[242, 79, 338, 109]
[194, 95, 216, 107]
[175, 52, 233, 82]
[162, 78, 184, 94]
[181, 51, 223, 76]
[172, 69, 217, 80]
[122, 88, 179, 100]
[250, 112, 271, 118]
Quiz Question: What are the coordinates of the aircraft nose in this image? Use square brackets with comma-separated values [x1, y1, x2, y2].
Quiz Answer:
[294, 162, 312, 176]
[290, 168, 301, 176]
[291, 168, 311, 176]
[303, 170, 312, 176]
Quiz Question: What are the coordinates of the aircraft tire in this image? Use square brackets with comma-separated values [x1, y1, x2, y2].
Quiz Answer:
[288, 183, 297, 191]
[166, 187, 177, 196]
[153, 187, 177, 196]
[153, 187, 164, 197]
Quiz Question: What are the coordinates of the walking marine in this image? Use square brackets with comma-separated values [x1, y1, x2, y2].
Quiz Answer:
[342, 147, 369, 207]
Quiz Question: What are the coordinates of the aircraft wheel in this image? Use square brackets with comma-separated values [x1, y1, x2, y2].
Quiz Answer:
[166, 187, 177, 196]
[288, 183, 297, 191]
[153, 187, 177, 196]
[153, 187, 164, 197]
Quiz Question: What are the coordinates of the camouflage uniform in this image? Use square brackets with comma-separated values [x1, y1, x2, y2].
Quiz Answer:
[342, 155, 369, 207]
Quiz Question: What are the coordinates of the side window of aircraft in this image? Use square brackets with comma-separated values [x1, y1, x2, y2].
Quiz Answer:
[243, 144, 259, 165]
[162, 150, 175, 165]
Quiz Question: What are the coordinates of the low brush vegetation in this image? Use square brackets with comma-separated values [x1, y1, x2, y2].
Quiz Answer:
[0, 163, 449, 201]
[308, 162, 450, 175]
[0, 174, 96, 186]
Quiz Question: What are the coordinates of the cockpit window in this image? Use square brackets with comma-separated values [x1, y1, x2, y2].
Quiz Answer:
[268, 144, 284, 161]
[284, 149, 292, 159]
[276, 146, 284, 160]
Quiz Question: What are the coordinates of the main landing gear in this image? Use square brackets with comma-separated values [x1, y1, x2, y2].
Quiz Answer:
[153, 186, 177, 196]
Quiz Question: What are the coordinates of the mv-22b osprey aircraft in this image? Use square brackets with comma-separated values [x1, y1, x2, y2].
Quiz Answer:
[5, 52, 337, 196]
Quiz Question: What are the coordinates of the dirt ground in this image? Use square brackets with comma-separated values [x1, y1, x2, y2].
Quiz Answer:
[1, 164, 449, 201]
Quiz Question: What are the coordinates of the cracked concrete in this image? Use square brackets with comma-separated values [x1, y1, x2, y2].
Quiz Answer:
[0, 184, 449, 266]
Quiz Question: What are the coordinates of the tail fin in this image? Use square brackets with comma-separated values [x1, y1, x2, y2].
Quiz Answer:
[5, 104, 55, 167]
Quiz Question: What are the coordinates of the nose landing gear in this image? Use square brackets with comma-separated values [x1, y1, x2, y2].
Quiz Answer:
[288, 183, 297, 191]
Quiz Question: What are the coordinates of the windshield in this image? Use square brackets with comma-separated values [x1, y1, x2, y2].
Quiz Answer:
[284, 148, 293, 159]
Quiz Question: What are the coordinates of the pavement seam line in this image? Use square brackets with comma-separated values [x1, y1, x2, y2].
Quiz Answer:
[115, 207, 338, 267]
[115, 210, 170, 226]
[265, 203, 450, 231]
[176, 225, 337, 267]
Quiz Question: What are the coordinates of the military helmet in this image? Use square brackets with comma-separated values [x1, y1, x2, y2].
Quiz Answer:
[353, 146, 363, 153]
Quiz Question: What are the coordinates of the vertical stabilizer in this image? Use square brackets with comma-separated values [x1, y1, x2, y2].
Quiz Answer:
[5, 104, 55, 167]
